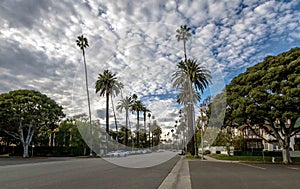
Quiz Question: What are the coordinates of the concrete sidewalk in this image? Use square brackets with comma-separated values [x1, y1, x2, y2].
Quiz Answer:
[158, 156, 191, 189]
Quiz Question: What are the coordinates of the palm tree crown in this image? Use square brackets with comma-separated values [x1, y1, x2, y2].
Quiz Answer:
[95, 70, 123, 97]
[176, 25, 192, 42]
[172, 59, 211, 94]
[176, 25, 192, 61]
[76, 35, 89, 50]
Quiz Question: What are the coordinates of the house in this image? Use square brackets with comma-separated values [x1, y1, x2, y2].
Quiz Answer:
[237, 124, 300, 152]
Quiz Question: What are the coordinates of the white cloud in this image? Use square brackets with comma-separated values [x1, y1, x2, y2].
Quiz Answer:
[1, 0, 300, 135]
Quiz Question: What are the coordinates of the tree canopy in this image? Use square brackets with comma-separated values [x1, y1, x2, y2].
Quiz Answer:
[0, 89, 65, 157]
[225, 47, 300, 163]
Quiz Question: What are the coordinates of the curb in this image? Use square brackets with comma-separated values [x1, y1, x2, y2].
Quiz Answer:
[158, 156, 191, 189]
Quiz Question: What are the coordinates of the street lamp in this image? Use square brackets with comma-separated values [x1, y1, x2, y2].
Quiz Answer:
[200, 105, 208, 160]
[31, 143, 35, 158]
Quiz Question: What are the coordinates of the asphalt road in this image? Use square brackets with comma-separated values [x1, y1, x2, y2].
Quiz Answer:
[189, 161, 300, 189]
[0, 155, 180, 189]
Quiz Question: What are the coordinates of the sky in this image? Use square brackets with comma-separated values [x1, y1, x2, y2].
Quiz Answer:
[1, 0, 300, 135]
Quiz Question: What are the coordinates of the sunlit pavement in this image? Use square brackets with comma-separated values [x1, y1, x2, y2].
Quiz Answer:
[189, 160, 300, 189]
[0, 153, 179, 189]
[102, 151, 178, 168]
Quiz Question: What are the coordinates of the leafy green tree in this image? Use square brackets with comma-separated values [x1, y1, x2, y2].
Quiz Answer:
[95, 69, 123, 133]
[225, 47, 300, 164]
[0, 90, 65, 157]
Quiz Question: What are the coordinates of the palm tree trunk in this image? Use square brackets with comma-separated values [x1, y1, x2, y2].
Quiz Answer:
[144, 111, 147, 147]
[125, 110, 128, 146]
[183, 40, 187, 63]
[137, 111, 140, 147]
[82, 49, 93, 156]
[187, 77, 196, 155]
[106, 92, 110, 133]
[110, 95, 119, 145]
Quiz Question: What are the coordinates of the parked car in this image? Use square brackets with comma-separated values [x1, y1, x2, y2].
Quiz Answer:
[106, 150, 128, 157]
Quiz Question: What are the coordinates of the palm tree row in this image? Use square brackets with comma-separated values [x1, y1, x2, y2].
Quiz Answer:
[172, 25, 212, 156]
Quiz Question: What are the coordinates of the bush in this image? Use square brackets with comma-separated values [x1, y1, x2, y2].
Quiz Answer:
[204, 150, 211, 155]
[234, 150, 282, 157]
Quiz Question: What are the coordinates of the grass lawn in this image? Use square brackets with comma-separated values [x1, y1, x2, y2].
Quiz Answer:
[208, 154, 300, 164]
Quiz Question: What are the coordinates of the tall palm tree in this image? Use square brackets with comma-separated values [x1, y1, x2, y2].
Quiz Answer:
[141, 106, 151, 147]
[76, 34, 93, 156]
[131, 95, 143, 148]
[116, 96, 134, 145]
[152, 125, 162, 147]
[176, 81, 201, 105]
[95, 70, 123, 133]
[147, 112, 152, 147]
[176, 25, 191, 62]
[173, 59, 211, 93]
[172, 59, 211, 155]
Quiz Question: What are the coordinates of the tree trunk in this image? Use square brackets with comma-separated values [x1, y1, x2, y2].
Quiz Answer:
[137, 111, 140, 148]
[82, 49, 93, 157]
[282, 148, 292, 164]
[187, 78, 196, 155]
[23, 143, 29, 158]
[106, 92, 110, 133]
[282, 136, 292, 164]
[125, 110, 128, 146]
[144, 112, 147, 148]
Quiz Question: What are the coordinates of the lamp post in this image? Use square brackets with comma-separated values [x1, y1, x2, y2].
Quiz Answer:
[200, 105, 207, 160]
[31, 143, 35, 158]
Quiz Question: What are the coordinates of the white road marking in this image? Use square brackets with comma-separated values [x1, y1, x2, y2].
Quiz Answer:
[287, 167, 300, 170]
[236, 162, 266, 170]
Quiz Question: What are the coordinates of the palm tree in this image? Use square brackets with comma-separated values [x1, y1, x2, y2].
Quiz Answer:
[173, 59, 211, 93]
[131, 94, 143, 148]
[141, 106, 151, 147]
[176, 25, 191, 62]
[76, 34, 93, 156]
[172, 59, 211, 155]
[176, 81, 201, 105]
[147, 112, 152, 147]
[95, 70, 123, 133]
[152, 125, 162, 147]
[116, 96, 134, 145]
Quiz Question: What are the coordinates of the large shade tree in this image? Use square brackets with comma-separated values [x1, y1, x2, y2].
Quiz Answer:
[95, 69, 123, 133]
[0, 90, 65, 157]
[225, 47, 300, 164]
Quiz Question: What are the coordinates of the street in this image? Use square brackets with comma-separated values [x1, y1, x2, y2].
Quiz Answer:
[0, 154, 179, 189]
[189, 160, 300, 189]
[2, 154, 300, 189]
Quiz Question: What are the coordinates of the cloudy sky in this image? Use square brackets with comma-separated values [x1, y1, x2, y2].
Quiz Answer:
[1, 0, 300, 134]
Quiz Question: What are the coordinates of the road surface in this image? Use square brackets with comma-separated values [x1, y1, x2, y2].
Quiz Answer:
[0, 153, 179, 189]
